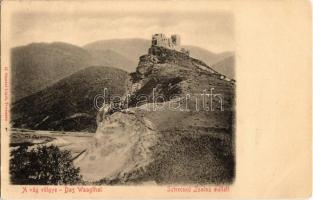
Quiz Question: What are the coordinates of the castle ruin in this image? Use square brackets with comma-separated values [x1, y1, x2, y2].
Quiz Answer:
[151, 33, 189, 56]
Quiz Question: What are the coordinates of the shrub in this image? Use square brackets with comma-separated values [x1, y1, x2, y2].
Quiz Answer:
[10, 145, 82, 185]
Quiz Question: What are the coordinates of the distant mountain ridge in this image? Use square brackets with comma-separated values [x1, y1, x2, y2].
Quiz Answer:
[87, 49, 137, 71]
[11, 42, 137, 101]
[84, 38, 150, 63]
[11, 39, 234, 102]
[84, 39, 235, 79]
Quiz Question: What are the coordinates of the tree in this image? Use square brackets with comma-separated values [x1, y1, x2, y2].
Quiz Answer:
[10, 145, 82, 185]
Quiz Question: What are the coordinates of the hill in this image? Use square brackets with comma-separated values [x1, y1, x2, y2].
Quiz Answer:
[84, 38, 150, 63]
[11, 42, 135, 102]
[75, 46, 235, 184]
[211, 54, 235, 78]
[11, 42, 92, 101]
[11, 66, 128, 132]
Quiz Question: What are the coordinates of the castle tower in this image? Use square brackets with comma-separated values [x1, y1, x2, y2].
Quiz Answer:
[152, 33, 168, 47]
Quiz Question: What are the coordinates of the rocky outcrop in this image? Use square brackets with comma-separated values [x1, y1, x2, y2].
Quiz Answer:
[76, 46, 235, 184]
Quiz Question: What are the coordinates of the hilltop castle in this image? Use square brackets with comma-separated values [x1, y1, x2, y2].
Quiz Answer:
[151, 33, 189, 56]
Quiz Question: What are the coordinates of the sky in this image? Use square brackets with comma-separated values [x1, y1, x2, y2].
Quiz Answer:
[11, 10, 234, 53]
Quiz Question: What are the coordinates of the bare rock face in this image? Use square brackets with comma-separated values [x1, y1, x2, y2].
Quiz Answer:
[76, 46, 235, 184]
[75, 110, 158, 183]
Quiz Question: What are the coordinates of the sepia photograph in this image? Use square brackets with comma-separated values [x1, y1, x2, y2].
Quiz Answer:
[9, 7, 235, 185]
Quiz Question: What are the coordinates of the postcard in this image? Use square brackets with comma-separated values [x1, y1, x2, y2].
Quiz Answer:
[1, 0, 311, 199]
